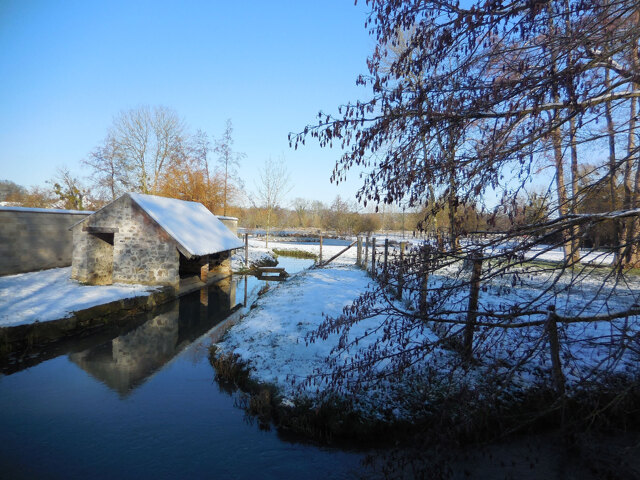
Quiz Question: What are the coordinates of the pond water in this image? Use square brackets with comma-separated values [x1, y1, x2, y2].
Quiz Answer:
[0, 257, 369, 479]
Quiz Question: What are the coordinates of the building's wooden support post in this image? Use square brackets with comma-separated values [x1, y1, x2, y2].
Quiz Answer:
[463, 253, 482, 361]
[244, 233, 249, 268]
[546, 306, 566, 396]
[319, 234, 323, 264]
[397, 241, 406, 299]
[200, 260, 209, 283]
[371, 237, 377, 277]
[356, 236, 362, 266]
[364, 235, 370, 270]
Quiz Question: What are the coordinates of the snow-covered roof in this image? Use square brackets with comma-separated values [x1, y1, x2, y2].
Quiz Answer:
[128, 193, 244, 257]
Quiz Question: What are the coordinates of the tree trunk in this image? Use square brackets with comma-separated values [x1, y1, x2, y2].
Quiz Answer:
[223, 159, 228, 216]
[448, 161, 460, 254]
[568, 116, 581, 264]
[551, 128, 573, 262]
[266, 208, 271, 248]
[625, 96, 640, 268]
[605, 68, 621, 264]
[622, 93, 638, 267]
[548, 5, 573, 263]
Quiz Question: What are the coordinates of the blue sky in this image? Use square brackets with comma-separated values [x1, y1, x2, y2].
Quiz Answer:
[0, 0, 375, 205]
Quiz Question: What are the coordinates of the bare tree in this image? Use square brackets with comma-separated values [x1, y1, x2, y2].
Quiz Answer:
[291, 197, 310, 227]
[215, 119, 245, 216]
[192, 129, 211, 185]
[109, 105, 185, 194]
[48, 167, 87, 210]
[82, 134, 130, 201]
[255, 156, 291, 247]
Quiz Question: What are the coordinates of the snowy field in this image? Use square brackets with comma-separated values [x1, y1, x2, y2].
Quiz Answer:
[0, 267, 156, 327]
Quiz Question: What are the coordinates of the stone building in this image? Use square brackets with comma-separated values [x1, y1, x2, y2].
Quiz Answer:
[71, 193, 243, 290]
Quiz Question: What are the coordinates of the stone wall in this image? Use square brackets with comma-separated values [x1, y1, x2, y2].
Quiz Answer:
[72, 196, 180, 288]
[0, 207, 91, 276]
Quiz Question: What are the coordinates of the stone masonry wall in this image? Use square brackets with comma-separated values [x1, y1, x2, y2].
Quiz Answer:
[0, 207, 91, 276]
[72, 195, 180, 287]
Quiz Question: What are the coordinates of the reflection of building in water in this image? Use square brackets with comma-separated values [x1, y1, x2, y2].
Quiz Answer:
[69, 305, 180, 395]
[69, 279, 238, 396]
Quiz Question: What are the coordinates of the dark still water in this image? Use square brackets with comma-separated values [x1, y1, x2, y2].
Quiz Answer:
[0, 259, 367, 480]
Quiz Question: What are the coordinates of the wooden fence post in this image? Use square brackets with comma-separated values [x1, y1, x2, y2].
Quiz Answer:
[244, 233, 249, 268]
[463, 253, 483, 361]
[319, 234, 323, 264]
[384, 239, 389, 281]
[546, 306, 566, 396]
[371, 237, 377, 277]
[419, 244, 430, 313]
[397, 241, 406, 299]
[437, 231, 445, 253]
[357, 236, 362, 267]
[364, 235, 369, 270]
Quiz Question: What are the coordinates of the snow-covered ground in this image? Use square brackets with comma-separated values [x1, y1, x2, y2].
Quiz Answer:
[0, 267, 156, 327]
[216, 237, 640, 421]
[217, 265, 377, 392]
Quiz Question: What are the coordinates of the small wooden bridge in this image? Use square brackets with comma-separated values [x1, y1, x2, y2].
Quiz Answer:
[256, 267, 288, 281]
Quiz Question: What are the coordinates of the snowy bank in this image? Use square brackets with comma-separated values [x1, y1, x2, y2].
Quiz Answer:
[213, 262, 442, 422]
[0, 267, 157, 327]
[216, 265, 376, 392]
